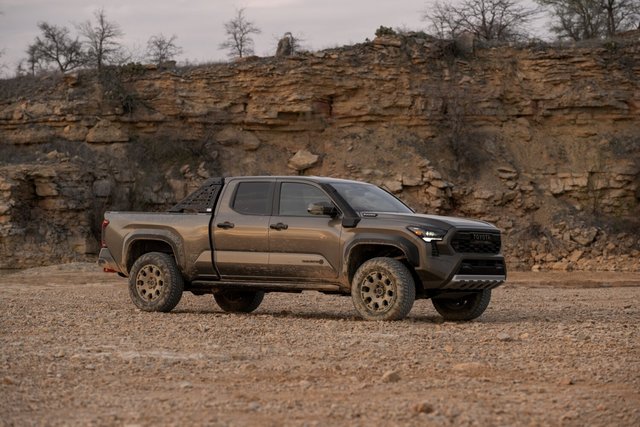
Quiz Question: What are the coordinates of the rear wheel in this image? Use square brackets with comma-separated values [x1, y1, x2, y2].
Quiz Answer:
[351, 257, 415, 321]
[214, 290, 264, 313]
[128, 252, 184, 312]
[432, 289, 491, 321]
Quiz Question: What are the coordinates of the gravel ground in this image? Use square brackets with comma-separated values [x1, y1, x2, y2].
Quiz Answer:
[1, 264, 639, 426]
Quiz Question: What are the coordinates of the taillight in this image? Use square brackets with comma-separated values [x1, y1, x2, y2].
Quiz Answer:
[101, 219, 109, 248]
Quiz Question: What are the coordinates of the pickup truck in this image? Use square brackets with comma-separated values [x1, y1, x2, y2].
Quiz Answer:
[98, 176, 506, 321]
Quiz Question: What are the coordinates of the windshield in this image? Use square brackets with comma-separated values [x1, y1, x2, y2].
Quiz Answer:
[330, 182, 413, 214]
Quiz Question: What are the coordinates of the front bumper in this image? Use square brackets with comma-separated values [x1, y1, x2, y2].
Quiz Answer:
[415, 249, 507, 290]
[97, 248, 122, 274]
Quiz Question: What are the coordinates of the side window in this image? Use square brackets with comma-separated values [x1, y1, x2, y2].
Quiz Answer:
[279, 183, 332, 216]
[232, 182, 272, 215]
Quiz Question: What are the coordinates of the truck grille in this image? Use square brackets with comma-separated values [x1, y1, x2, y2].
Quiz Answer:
[451, 231, 501, 254]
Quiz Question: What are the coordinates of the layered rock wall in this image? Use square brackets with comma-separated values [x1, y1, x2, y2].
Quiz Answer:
[1, 35, 638, 270]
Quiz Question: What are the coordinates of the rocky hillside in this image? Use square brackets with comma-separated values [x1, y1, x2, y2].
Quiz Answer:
[1, 34, 638, 271]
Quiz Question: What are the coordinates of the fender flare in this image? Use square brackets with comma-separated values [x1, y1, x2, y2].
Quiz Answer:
[343, 235, 420, 278]
[122, 229, 185, 273]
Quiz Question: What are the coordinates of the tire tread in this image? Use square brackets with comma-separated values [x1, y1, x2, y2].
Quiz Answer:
[128, 252, 184, 312]
[351, 257, 415, 321]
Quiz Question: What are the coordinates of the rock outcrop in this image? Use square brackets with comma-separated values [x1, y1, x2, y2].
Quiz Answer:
[0, 34, 638, 270]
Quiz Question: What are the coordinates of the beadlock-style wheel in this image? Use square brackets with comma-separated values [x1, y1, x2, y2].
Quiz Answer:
[360, 270, 397, 314]
[135, 264, 166, 302]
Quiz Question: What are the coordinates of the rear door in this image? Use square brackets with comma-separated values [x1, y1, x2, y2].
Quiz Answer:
[268, 180, 342, 280]
[212, 179, 274, 278]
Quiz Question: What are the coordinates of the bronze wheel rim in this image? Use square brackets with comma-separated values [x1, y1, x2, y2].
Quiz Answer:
[136, 264, 166, 301]
[360, 271, 396, 313]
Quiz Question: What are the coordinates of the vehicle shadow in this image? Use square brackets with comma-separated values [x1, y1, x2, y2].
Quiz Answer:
[172, 307, 447, 323]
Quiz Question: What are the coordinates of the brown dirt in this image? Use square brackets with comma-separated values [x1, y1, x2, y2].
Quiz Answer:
[1, 264, 639, 426]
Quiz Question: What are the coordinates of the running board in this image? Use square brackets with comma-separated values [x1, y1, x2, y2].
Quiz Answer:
[188, 280, 343, 294]
[442, 274, 506, 290]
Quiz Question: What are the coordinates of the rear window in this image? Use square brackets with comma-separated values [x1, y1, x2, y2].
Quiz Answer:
[232, 182, 272, 215]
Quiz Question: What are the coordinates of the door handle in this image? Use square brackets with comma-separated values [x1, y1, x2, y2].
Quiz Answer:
[269, 222, 288, 230]
[216, 221, 235, 229]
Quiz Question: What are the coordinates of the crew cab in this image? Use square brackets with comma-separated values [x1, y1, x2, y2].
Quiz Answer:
[98, 176, 506, 321]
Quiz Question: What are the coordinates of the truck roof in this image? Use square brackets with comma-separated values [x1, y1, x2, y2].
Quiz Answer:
[224, 176, 371, 185]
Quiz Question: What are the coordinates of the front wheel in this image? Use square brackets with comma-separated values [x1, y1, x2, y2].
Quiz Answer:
[351, 257, 415, 321]
[432, 289, 491, 321]
[214, 290, 264, 313]
[128, 252, 184, 312]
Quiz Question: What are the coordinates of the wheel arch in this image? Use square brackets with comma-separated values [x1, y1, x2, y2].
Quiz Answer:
[344, 237, 420, 285]
[123, 231, 185, 274]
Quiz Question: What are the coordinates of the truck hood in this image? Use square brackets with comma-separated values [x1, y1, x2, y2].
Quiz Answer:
[361, 212, 499, 231]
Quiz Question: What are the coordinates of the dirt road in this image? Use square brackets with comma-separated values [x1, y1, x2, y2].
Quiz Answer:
[1, 264, 639, 426]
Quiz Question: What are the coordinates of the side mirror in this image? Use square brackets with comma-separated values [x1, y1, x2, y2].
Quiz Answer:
[308, 201, 338, 217]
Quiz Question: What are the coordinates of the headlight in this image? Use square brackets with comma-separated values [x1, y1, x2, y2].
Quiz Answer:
[407, 226, 447, 243]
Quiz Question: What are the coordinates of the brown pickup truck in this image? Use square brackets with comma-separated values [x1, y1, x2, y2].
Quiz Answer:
[98, 176, 506, 321]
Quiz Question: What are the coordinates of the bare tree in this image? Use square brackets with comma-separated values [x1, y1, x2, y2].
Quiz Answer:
[424, 2, 467, 38]
[77, 8, 124, 71]
[537, 0, 640, 40]
[219, 8, 261, 58]
[29, 22, 84, 72]
[146, 34, 182, 64]
[423, 0, 539, 41]
[25, 44, 43, 75]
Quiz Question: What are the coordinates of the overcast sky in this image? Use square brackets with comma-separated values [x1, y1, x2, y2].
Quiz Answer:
[0, 0, 548, 77]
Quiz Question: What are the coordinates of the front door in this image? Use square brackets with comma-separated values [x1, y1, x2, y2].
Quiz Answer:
[268, 181, 342, 280]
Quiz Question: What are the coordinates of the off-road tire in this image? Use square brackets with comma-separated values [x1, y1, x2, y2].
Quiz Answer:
[214, 290, 265, 313]
[351, 257, 415, 321]
[128, 252, 184, 312]
[432, 289, 492, 321]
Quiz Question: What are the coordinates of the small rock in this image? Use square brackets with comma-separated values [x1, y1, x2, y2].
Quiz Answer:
[299, 380, 312, 389]
[248, 401, 261, 411]
[497, 333, 512, 342]
[241, 132, 261, 151]
[383, 178, 403, 194]
[571, 227, 598, 246]
[179, 381, 193, 389]
[452, 362, 489, 373]
[2, 376, 17, 385]
[412, 401, 435, 414]
[215, 127, 240, 146]
[402, 172, 422, 187]
[381, 370, 401, 383]
[561, 410, 579, 421]
[558, 377, 574, 386]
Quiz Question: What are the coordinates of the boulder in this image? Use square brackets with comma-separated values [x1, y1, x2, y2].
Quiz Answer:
[288, 150, 319, 171]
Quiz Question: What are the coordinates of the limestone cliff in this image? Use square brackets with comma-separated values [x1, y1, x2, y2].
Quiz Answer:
[1, 34, 638, 271]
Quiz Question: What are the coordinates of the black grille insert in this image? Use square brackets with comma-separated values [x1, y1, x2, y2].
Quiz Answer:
[457, 259, 505, 275]
[451, 231, 501, 254]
